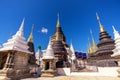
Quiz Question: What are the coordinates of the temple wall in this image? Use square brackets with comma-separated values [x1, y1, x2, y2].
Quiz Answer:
[14, 52, 29, 69]
[0, 52, 30, 80]
[57, 67, 119, 77]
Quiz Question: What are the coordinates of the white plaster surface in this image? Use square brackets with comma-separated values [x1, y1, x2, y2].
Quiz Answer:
[57, 67, 119, 77]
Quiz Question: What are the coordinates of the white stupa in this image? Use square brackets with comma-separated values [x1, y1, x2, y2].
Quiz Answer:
[0, 19, 31, 54]
[111, 26, 120, 57]
[66, 48, 72, 63]
[42, 39, 55, 59]
[35, 46, 42, 65]
[35, 47, 42, 60]
[70, 42, 76, 60]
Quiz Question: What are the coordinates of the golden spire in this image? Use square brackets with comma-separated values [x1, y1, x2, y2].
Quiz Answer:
[90, 29, 98, 52]
[96, 12, 105, 32]
[56, 13, 60, 27]
[28, 24, 34, 42]
[90, 29, 96, 46]
[88, 37, 92, 54]
[55, 13, 61, 41]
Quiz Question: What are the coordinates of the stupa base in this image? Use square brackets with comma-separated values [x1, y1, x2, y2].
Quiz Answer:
[41, 70, 57, 77]
[0, 68, 30, 80]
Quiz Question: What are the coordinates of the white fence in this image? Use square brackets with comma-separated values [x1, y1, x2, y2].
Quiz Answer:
[57, 67, 119, 77]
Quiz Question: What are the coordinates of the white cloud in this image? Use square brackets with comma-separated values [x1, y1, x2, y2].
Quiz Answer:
[41, 27, 48, 34]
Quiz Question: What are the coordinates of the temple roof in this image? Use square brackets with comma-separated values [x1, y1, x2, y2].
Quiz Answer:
[0, 19, 31, 54]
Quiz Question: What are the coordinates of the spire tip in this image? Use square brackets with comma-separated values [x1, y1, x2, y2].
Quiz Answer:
[56, 12, 60, 27]
[112, 25, 116, 32]
[57, 12, 59, 19]
[96, 13, 105, 32]
[31, 24, 34, 34]
[90, 29, 92, 35]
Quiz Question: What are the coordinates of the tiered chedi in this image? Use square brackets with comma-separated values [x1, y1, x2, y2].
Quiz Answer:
[51, 14, 69, 68]
[94, 13, 116, 67]
[0, 19, 31, 80]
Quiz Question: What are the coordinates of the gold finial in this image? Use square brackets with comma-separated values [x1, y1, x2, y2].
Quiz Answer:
[27, 24, 34, 42]
[56, 12, 60, 27]
[96, 12, 105, 32]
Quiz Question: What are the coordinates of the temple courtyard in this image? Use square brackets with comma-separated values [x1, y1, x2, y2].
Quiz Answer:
[22, 76, 120, 80]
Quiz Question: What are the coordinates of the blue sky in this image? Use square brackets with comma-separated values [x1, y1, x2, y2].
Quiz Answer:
[0, 0, 120, 52]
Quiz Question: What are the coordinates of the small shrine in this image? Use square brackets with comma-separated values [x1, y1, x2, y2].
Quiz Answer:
[41, 39, 56, 77]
